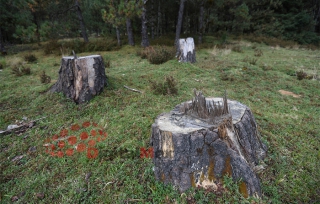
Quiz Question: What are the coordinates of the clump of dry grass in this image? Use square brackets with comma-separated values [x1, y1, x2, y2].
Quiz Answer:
[149, 76, 178, 95]
[40, 71, 51, 84]
[254, 49, 263, 57]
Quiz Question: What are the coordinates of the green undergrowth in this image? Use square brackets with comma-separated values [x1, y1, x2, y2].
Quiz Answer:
[0, 37, 319, 203]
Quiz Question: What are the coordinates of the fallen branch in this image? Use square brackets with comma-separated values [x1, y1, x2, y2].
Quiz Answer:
[0, 117, 46, 135]
[124, 85, 143, 93]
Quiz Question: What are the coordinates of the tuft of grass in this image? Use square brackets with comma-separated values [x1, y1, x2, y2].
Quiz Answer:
[0, 58, 6, 69]
[254, 49, 263, 57]
[149, 76, 178, 95]
[11, 64, 31, 76]
[24, 54, 37, 63]
[243, 56, 258, 65]
[40, 71, 51, 84]
[137, 46, 174, 65]
[232, 45, 243, 53]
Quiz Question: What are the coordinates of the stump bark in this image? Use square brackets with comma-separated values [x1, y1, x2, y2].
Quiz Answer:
[177, 37, 196, 63]
[151, 91, 267, 197]
[50, 55, 107, 104]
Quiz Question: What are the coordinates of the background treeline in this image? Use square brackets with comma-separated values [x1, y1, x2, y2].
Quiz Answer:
[0, 0, 320, 50]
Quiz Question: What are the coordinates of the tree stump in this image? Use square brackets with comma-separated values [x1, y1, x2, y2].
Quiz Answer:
[177, 37, 196, 63]
[151, 91, 267, 197]
[50, 55, 107, 104]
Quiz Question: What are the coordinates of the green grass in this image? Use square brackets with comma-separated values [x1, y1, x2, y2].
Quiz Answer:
[0, 37, 320, 203]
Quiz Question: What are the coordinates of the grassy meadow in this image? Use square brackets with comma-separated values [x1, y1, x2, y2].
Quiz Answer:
[0, 36, 319, 203]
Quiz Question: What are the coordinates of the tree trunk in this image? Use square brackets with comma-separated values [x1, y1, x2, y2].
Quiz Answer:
[50, 55, 107, 104]
[141, 0, 149, 47]
[175, 0, 186, 49]
[177, 37, 196, 63]
[75, 0, 89, 43]
[151, 0, 155, 40]
[198, 1, 204, 44]
[116, 26, 121, 46]
[0, 27, 6, 54]
[151, 91, 267, 197]
[156, 0, 161, 37]
[126, 18, 135, 46]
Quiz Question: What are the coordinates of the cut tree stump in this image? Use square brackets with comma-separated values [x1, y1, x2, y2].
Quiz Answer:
[50, 55, 107, 104]
[151, 91, 267, 197]
[177, 37, 196, 63]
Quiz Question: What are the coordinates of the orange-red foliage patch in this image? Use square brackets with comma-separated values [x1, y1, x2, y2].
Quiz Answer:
[88, 140, 96, 147]
[68, 136, 77, 145]
[80, 132, 89, 140]
[82, 121, 91, 128]
[57, 151, 64, 158]
[90, 129, 97, 137]
[66, 148, 74, 156]
[58, 141, 65, 149]
[77, 143, 86, 152]
[52, 134, 59, 141]
[60, 129, 68, 137]
[70, 124, 80, 131]
[87, 148, 98, 159]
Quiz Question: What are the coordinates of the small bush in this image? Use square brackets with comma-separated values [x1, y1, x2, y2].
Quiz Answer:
[44, 39, 60, 55]
[138, 46, 174, 64]
[105, 60, 110, 68]
[148, 46, 174, 64]
[11, 65, 31, 76]
[232, 46, 243, 53]
[254, 49, 263, 57]
[0, 59, 6, 69]
[243, 56, 257, 65]
[40, 71, 51, 84]
[150, 76, 178, 95]
[296, 70, 313, 80]
[24, 54, 37, 63]
[220, 72, 235, 81]
[260, 64, 272, 71]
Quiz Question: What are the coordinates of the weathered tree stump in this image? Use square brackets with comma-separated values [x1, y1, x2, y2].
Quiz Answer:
[151, 91, 267, 197]
[50, 55, 107, 104]
[177, 37, 196, 63]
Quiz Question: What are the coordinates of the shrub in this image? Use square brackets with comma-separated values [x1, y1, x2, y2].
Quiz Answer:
[254, 49, 263, 57]
[232, 46, 243, 53]
[11, 65, 31, 76]
[243, 56, 257, 65]
[296, 70, 313, 80]
[137, 46, 174, 64]
[44, 39, 60, 55]
[24, 54, 37, 63]
[40, 71, 51, 84]
[0, 59, 6, 69]
[150, 76, 178, 95]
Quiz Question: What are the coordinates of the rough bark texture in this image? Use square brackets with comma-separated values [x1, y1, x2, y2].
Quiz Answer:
[50, 55, 107, 104]
[141, 0, 149, 47]
[126, 18, 135, 46]
[151, 97, 267, 197]
[75, 0, 89, 43]
[177, 37, 196, 63]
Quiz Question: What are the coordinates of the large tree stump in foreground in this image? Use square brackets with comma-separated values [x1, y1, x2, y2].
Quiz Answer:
[177, 37, 196, 63]
[151, 91, 267, 197]
[50, 55, 107, 104]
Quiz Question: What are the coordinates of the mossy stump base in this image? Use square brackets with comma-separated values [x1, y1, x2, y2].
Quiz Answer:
[50, 55, 107, 104]
[151, 95, 267, 197]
